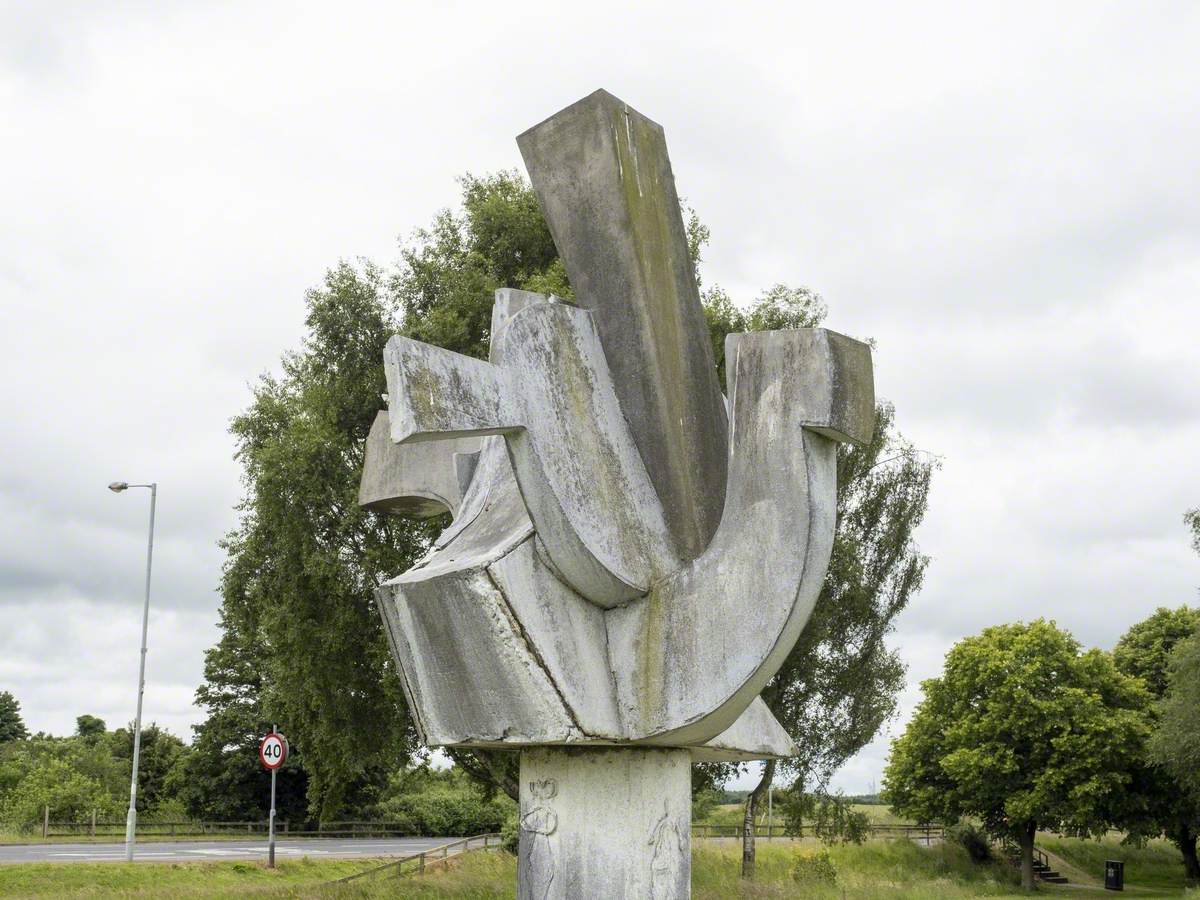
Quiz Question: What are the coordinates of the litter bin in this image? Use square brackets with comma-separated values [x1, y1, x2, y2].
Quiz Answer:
[1104, 859, 1124, 891]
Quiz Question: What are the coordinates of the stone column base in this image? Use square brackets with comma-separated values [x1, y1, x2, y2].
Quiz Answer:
[518, 747, 691, 899]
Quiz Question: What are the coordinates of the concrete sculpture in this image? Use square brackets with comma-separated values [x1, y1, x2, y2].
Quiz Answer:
[359, 89, 874, 899]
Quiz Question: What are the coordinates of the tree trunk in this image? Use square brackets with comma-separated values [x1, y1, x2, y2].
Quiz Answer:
[1176, 825, 1200, 884]
[1017, 822, 1037, 893]
[740, 759, 776, 879]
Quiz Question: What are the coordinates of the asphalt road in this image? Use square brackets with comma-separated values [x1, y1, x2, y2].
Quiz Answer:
[0, 837, 453, 865]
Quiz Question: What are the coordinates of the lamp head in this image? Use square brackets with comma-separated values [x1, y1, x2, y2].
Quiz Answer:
[108, 482, 129, 493]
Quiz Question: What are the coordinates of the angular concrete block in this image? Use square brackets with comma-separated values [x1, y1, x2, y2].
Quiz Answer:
[519, 90, 728, 562]
[358, 411, 480, 518]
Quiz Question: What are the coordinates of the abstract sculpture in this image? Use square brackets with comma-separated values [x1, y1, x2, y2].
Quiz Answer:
[359, 89, 874, 899]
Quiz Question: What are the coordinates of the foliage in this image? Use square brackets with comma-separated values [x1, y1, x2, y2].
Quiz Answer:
[691, 788, 721, 823]
[1113, 606, 1200, 880]
[0, 721, 186, 831]
[883, 619, 1150, 889]
[367, 765, 514, 836]
[792, 847, 839, 884]
[1113, 606, 1200, 698]
[945, 823, 993, 863]
[73, 716, 105, 740]
[1151, 633, 1200, 805]
[168, 618, 309, 822]
[780, 789, 870, 845]
[0, 693, 28, 744]
[217, 260, 430, 818]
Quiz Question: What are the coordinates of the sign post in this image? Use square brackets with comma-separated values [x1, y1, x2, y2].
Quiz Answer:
[259, 728, 288, 868]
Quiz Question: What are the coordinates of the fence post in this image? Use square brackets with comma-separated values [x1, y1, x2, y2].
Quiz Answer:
[42, 805, 48, 839]
[90, 809, 96, 838]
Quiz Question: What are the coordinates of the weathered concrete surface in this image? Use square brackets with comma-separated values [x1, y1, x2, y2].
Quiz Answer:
[384, 298, 682, 607]
[518, 748, 690, 900]
[694, 697, 797, 762]
[359, 411, 479, 518]
[518, 90, 728, 562]
[607, 329, 874, 746]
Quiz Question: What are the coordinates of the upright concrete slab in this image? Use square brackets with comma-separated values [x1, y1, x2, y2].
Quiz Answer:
[519, 748, 690, 900]
[358, 91, 880, 900]
[518, 90, 728, 561]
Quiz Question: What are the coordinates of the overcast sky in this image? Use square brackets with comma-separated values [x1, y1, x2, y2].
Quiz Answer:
[2, 2, 1197, 794]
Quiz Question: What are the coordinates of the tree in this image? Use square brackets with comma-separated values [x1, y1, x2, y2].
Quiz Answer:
[169, 617, 309, 822]
[1114, 606, 1200, 881]
[216, 260, 432, 818]
[74, 716, 106, 741]
[1148, 631, 1200, 881]
[883, 620, 1150, 892]
[0, 693, 28, 744]
[1113, 607, 1200, 881]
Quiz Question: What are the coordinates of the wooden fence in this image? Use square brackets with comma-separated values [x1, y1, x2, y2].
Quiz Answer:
[39, 811, 942, 844]
[331, 834, 503, 883]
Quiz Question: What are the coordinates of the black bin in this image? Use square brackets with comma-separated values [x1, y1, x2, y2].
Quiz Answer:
[1104, 859, 1124, 891]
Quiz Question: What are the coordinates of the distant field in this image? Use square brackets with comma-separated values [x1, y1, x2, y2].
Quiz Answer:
[699, 802, 916, 828]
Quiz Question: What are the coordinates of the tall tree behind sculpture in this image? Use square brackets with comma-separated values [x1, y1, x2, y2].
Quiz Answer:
[208, 172, 931, 815]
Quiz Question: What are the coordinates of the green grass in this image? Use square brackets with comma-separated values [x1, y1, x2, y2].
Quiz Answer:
[1040, 835, 1190, 892]
[1, 839, 1194, 898]
[0, 856, 394, 897]
[0, 841, 1021, 899]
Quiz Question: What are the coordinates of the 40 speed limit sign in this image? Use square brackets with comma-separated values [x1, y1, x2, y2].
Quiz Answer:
[259, 731, 289, 770]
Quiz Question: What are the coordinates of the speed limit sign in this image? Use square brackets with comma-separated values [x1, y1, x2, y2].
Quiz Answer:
[259, 731, 288, 770]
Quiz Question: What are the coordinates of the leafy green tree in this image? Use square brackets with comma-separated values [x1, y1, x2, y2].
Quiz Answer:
[218, 261, 434, 818]
[1148, 631, 1200, 880]
[74, 716, 106, 741]
[883, 620, 1150, 892]
[0, 757, 120, 829]
[0, 692, 28, 744]
[169, 619, 309, 822]
[109, 723, 185, 815]
[1113, 607, 1200, 880]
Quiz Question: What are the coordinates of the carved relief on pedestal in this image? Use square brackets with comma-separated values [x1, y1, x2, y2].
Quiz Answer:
[519, 778, 558, 900]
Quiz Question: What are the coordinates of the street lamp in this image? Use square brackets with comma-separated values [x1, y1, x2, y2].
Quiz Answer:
[108, 481, 157, 862]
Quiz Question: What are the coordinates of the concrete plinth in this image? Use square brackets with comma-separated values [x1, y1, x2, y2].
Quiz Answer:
[518, 748, 691, 900]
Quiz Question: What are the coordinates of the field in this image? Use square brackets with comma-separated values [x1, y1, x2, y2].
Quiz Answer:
[700, 801, 914, 828]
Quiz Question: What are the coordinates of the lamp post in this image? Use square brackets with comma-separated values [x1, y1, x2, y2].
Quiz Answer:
[108, 481, 157, 863]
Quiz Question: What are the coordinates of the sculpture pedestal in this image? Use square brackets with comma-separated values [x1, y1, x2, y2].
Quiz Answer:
[518, 747, 691, 899]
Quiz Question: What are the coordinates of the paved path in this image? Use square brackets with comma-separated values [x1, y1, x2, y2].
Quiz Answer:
[0, 837, 452, 865]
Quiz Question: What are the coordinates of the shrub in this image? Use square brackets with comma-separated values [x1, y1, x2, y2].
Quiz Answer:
[792, 848, 838, 884]
[946, 823, 993, 863]
[369, 766, 515, 836]
[500, 812, 519, 854]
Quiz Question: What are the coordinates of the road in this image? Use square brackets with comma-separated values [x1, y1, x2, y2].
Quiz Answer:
[0, 837, 454, 865]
